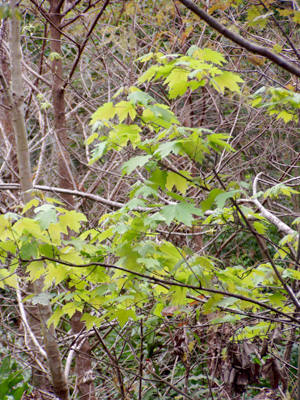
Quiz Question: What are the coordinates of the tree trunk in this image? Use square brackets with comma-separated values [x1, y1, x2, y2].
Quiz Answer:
[0, 28, 19, 183]
[49, 0, 75, 207]
[2, 1, 69, 398]
[7, 1, 31, 202]
[48, 2, 95, 398]
[71, 310, 96, 400]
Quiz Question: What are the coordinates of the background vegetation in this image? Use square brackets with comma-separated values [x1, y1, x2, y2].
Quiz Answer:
[1, 0, 300, 399]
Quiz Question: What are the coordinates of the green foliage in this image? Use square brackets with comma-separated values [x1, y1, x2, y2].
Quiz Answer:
[0, 357, 30, 400]
[251, 86, 300, 122]
[138, 47, 243, 97]
[49, 51, 62, 61]
[0, 46, 298, 398]
[88, 47, 239, 170]
[263, 183, 299, 199]
[0, 185, 291, 336]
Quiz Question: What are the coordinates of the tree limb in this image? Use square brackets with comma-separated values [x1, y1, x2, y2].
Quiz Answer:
[177, 0, 300, 78]
[35, 256, 300, 324]
[0, 183, 152, 211]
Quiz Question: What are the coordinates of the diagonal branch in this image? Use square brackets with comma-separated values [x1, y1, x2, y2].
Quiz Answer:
[213, 169, 300, 313]
[177, 0, 300, 78]
[252, 172, 297, 237]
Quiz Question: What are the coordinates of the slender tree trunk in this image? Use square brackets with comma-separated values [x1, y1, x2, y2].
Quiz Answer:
[71, 311, 96, 400]
[0, 28, 19, 183]
[34, 278, 70, 400]
[48, 2, 95, 398]
[7, 3, 31, 202]
[1, 1, 69, 399]
[49, 0, 75, 207]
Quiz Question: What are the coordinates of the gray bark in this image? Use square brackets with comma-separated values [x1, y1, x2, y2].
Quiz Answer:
[0, 1, 70, 398]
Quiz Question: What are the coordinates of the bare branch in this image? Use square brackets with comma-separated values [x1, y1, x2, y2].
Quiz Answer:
[252, 173, 297, 237]
[16, 284, 47, 359]
[177, 0, 300, 78]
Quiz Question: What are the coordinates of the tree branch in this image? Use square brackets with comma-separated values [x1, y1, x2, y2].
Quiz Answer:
[0, 183, 131, 208]
[34, 256, 300, 324]
[16, 284, 47, 359]
[177, 0, 300, 78]
[252, 173, 297, 237]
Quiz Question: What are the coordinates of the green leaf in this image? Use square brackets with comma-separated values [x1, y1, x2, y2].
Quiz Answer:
[215, 190, 240, 208]
[164, 68, 190, 98]
[89, 142, 107, 164]
[187, 46, 226, 65]
[2, 212, 20, 223]
[39, 243, 54, 258]
[34, 204, 57, 230]
[171, 286, 188, 305]
[115, 101, 137, 122]
[61, 302, 80, 318]
[41, 101, 51, 111]
[10, 383, 29, 400]
[251, 96, 263, 107]
[26, 260, 45, 282]
[128, 90, 155, 105]
[137, 52, 154, 62]
[109, 124, 141, 148]
[20, 241, 38, 260]
[250, 9, 273, 27]
[247, 6, 268, 28]
[212, 71, 243, 94]
[122, 155, 152, 175]
[161, 203, 203, 226]
[283, 268, 300, 280]
[268, 293, 286, 307]
[112, 309, 137, 327]
[293, 217, 300, 226]
[200, 188, 223, 212]
[90, 102, 116, 125]
[133, 185, 159, 199]
[44, 263, 68, 286]
[211, 314, 240, 324]
[91, 120, 104, 133]
[276, 110, 295, 123]
[82, 312, 102, 330]
[236, 322, 269, 340]
[22, 199, 39, 214]
[59, 210, 87, 233]
[49, 52, 62, 61]
[0, 268, 17, 289]
[253, 221, 267, 234]
[180, 133, 209, 163]
[148, 104, 179, 124]
[47, 307, 65, 328]
[149, 169, 167, 189]
[154, 141, 182, 158]
[264, 183, 299, 199]
[204, 294, 223, 313]
[217, 296, 238, 307]
[165, 171, 191, 195]
[85, 132, 99, 145]
[138, 65, 158, 83]
[207, 133, 234, 152]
